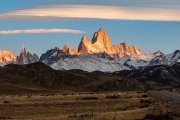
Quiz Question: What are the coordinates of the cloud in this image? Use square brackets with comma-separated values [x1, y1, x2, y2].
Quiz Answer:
[0, 28, 85, 34]
[0, 5, 180, 22]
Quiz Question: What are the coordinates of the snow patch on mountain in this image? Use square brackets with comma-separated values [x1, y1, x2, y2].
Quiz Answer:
[40, 49, 130, 72]
[149, 50, 180, 66]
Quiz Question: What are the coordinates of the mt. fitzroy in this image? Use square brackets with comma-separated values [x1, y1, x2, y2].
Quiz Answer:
[64, 28, 143, 59]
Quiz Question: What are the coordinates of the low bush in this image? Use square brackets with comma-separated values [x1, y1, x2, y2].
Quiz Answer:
[106, 95, 120, 99]
[3, 101, 11, 104]
[80, 97, 99, 100]
[142, 94, 148, 98]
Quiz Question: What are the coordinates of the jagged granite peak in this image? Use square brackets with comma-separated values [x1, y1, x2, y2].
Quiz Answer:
[174, 50, 180, 55]
[78, 35, 92, 54]
[63, 44, 70, 54]
[111, 44, 142, 59]
[63, 44, 79, 55]
[20, 45, 28, 63]
[78, 29, 113, 54]
[22, 45, 25, 51]
[16, 45, 39, 65]
[118, 50, 165, 69]
[40, 47, 59, 62]
[91, 28, 112, 53]
[70, 47, 79, 55]
[54, 47, 60, 52]
[0, 51, 16, 66]
[154, 50, 164, 56]
[40, 47, 73, 65]
[77, 28, 143, 59]
[128, 46, 142, 56]
[27, 51, 39, 64]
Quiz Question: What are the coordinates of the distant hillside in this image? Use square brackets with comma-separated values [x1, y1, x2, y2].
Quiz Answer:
[0, 62, 144, 94]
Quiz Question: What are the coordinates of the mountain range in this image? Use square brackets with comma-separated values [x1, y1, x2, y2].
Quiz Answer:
[0, 28, 179, 72]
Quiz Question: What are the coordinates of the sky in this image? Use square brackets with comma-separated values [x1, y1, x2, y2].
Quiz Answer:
[0, 0, 180, 56]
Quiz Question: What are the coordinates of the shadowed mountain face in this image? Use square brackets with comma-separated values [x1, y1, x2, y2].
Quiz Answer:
[129, 63, 180, 89]
[0, 62, 145, 94]
[103, 63, 180, 90]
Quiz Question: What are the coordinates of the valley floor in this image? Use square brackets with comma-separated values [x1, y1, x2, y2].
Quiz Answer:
[0, 91, 180, 120]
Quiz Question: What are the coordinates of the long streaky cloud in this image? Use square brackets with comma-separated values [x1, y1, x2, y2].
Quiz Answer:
[0, 5, 180, 22]
[0, 28, 85, 35]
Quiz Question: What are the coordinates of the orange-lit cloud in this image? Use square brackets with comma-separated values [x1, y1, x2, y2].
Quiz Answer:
[0, 28, 85, 34]
[0, 5, 180, 22]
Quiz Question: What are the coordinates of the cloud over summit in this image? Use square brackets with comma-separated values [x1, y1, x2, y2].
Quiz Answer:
[0, 5, 180, 22]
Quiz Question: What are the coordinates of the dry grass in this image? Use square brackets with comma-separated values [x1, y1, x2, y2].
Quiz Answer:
[0, 91, 179, 120]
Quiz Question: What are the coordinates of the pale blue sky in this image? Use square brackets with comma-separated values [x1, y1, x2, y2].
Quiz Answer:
[0, 0, 180, 56]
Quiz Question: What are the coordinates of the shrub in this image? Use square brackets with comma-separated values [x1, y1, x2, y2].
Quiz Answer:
[106, 95, 120, 99]
[3, 101, 11, 104]
[80, 97, 99, 100]
[142, 94, 148, 98]
[62, 93, 68, 96]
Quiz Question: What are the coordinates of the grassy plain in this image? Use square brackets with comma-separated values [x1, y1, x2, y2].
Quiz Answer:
[0, 91, 179, 120]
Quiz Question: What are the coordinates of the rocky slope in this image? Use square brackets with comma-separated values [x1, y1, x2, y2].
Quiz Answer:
[0, 61, 179, 93]
[149, 50, 180, 66]
[51, 53, 129, 72]
[0, 51, 16, 66]
[101, 63, 180, 90]
[16, 45, 39, 65]
[129, 63, 180, 90]
[40, 48, 129, 72]
[119, 50, 165, 69]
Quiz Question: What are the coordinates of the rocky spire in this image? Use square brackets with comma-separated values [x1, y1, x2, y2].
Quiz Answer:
[16, 45, 39, 65]
[78, 35, 92, 54]
[70, 47, 79, 55]
[20, 45, 28, 64]
[91, 28, 112, 53]
[63, 44, 70, 54]
[22, 45, 25, 51]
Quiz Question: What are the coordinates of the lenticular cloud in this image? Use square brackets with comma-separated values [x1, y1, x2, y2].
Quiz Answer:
[0, 5, 180, 22]
[0, 28, 85, 34]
